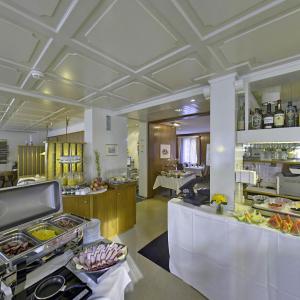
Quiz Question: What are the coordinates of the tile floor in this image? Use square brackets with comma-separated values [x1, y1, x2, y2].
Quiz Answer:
[114, 195, 207, 300]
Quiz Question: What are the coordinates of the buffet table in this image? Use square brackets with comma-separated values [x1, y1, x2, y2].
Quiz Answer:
[153, 174, 196, 195]
[184, 166, 204, 177]
[168, 198, 300, 300]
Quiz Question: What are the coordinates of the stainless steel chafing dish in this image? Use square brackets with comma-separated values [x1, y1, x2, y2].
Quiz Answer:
[0, 181, 90, 297]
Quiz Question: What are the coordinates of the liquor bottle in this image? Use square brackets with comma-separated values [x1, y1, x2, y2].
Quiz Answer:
[286, 101, 295, 127]
[237, 102, 245, 131]
[263, 103, 274, 129]
[249, 109, 253, 129]
[294, 106, 299, 127]
[252, 108, 262, 129]
[274, 100, 285, 128]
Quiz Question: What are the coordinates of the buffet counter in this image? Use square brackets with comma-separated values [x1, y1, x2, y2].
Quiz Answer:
[63, 182, 136, 239]
[168, 198, 300, 300]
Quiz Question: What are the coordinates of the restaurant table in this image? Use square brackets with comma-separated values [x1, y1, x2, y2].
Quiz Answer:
[168, 198, 300, 300]
[184, 166, 204, 177]
[153, 174, 196, 195]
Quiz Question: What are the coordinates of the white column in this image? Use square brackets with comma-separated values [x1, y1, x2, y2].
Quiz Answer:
[138, 121, 148, 198]
[209, 73, 237, 210]
[84, 108, 128, 181]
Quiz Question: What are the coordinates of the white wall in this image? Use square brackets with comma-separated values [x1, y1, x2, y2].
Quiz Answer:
[128, 125, 139, 169]
[0, 130, 46, 171]
[48, 121, 84, 137]
[84, 108, 128, 181]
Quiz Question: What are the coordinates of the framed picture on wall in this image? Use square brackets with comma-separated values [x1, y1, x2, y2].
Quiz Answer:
[160, 144, 171, 159]
[105, 144, 118, 156]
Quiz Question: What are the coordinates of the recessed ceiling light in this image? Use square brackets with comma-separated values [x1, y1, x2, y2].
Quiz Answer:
[190, 99, 196, 102]
[174, 108, 182, 112]
[173, 122, 180, 127]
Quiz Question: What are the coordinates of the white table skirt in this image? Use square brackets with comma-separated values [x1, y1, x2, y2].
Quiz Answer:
[168, 198, 300, 300]
[153, 174, 196, 194]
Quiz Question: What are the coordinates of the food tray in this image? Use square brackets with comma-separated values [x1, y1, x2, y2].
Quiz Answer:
[50, 214, 84, 229]
[0, 232, 39, 260]
[25, 223, 65, 241]
[68, 240, 128, 275]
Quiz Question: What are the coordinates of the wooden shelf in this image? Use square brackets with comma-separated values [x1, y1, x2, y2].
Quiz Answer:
[237, 127, 300, 144]
[244, 159, 300, 165]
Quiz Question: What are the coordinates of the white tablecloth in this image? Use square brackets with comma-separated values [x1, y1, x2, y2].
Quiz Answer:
[168, 198, 300, 300]
[184, 166, 204, 176]
[153, 174, 196, 194]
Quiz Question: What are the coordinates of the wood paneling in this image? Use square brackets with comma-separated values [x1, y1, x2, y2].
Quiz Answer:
[148, 124, 176, 197]
[47, 131, 84, 143]
[18, 145, 45, 177]
[63, 182, 136, 239]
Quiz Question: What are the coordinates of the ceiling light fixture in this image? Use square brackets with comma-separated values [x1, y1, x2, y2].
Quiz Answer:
[174, 108, 182, 112]
[190, 99, 196, 102]
[172, 122, 180, 127]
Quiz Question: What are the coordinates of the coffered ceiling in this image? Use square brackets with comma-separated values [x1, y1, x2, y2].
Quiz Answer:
[0, 0, 299, 131]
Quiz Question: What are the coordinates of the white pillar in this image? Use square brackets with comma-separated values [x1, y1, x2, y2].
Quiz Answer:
[138, 121, 148, 198]
[209, 73, 236, 210]
[84, 108, 128, 181]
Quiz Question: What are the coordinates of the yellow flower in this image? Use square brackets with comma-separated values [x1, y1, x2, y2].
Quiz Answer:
[211, 193, 228, 205]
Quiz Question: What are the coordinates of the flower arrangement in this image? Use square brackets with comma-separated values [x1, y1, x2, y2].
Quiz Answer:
[211, 193, 228, 214]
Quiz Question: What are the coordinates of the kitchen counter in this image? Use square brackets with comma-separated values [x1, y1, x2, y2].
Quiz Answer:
[63, 182, 136, 239]
[168, 198, 300, 300]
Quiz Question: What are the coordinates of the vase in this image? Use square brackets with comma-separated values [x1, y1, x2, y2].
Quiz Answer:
[216, 204, 223, 215]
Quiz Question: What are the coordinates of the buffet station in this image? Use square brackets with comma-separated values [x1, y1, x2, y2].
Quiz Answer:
[168, 198, 300, 300]
[0, 181, 130, 300]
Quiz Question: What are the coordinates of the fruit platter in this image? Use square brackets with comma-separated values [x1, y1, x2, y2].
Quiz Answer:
[69, 241, 127, 274]
[234, 210, 266, 224]
[89, 177, 108, 192]
[268, 214, 300, 235]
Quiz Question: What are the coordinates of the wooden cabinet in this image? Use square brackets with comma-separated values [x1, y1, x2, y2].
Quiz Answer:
[115, 184, 136, 234]
[62, 195, 92, 219]
[62, 182, 136, 239]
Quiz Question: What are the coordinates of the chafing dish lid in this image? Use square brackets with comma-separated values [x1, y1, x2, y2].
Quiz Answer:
[0, 181, 62, 231]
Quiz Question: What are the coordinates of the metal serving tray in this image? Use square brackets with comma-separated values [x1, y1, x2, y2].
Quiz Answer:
[0, 232, 39, 260]
[25, 223, 65, 242]
[50, 214, 84, 230]
[0, 181, 62, 232]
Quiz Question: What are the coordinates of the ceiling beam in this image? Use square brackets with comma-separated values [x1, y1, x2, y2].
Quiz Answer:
[115, 85, 210, 116]
[0, 83, 88, 108]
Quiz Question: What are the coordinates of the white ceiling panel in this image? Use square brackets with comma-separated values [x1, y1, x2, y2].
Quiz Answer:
[112, 81, 161, 102]
[188, 0, 266, 27]
[219, 9, 300, 67]
[150, 57, 206, 90]
[0, 0, 298, 130]
[0, 64, 22, 85]
[10, 0, 60, 17]
[84, 0, 182, 68]
[53, 52, 122, 88]
[0, 17, 39, 63]
[37, 80, 91, 100]
[87, 95, 130, 110]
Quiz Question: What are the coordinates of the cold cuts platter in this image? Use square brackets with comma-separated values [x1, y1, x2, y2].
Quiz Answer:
[69, 240, 128, 274]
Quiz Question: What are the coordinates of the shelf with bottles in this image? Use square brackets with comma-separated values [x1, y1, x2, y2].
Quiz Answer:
[237, 69, 300, 133]
[242, 142, 300, 165]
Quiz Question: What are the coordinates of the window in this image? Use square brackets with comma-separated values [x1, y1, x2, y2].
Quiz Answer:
[182, 137, 198, 164]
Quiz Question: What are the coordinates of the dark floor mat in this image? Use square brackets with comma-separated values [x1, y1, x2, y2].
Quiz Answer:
[138, 232, 169, 272]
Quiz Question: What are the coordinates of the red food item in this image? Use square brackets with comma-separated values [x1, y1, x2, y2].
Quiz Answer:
[268, 214, 282, 229]
[268, 203, 282, 210]
[291, 219, 300, 235]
